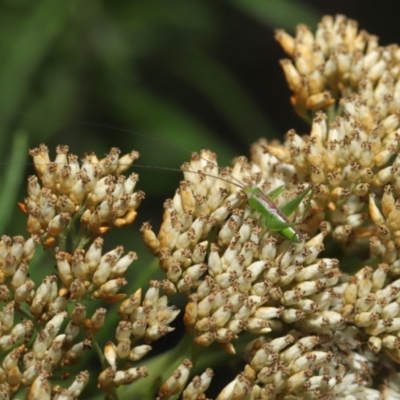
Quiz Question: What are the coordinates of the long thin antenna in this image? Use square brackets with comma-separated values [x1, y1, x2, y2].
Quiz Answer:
[8, 160, 245, 190]
[73, 120, 248, 188]
[12, 113, 249, 188]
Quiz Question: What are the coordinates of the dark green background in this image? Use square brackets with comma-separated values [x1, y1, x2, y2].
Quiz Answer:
[1, 1, 398, 398]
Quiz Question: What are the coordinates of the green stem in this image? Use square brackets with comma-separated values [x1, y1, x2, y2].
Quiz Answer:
[76, 233, 93, 250]
[16, 304, 34, 320]
[118, 335, 192, 399]
[326, 104, 337, 124]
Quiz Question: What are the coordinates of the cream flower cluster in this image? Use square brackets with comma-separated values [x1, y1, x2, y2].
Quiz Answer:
[55, 237, 137, 302]
[0, 234, 179, 396]
[142, 151, 341, 350]
[267, 15, 400, 253]
[275, 14, 400, 117]
[25, 144, 144, 237]
[0, 146, 182, 397]
[218, 331, 377, 399]
[0, 235, 91, 397]
[143, 15, 400, 398]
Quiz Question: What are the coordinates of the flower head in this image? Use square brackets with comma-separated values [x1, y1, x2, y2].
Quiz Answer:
[25, 144, 143, 237]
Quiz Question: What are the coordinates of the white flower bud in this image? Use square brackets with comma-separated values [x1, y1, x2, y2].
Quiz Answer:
[129, 344, 152, 361]
[104, 341, 117, 371]
[67, 370, 89, 397]
[158, 359, 192, 398]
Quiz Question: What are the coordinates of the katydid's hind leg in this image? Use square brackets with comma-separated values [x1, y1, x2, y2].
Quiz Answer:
[279, 187, 312, 218]
[266, 219, 297, 232]
[248, 208, 295, 233]
[250, 210, 277, 233]
[262, 214, 301, 242]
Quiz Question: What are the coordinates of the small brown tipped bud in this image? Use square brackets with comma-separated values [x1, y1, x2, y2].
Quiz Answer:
[68, 370, 90, 397]
[158, 359, 193, 398]
[141, 222, 160, 254]
[104, 341, 118, 371]
[28, 373, 51, 400]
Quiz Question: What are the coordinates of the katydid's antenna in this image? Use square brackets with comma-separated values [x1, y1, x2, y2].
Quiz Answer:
[11, 113, 250, 188]
[6, 159, 246, 191]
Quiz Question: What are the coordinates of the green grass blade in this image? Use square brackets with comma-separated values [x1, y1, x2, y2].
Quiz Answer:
[0, 0, 69, 154]
[0, 130, 28, 233]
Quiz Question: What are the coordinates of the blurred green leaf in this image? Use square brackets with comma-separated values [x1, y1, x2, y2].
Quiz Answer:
[229, 0, 320, 30]
[168, 49, 277, 142]
[0, 130, 28, 232]
[0, 0, 69, 153]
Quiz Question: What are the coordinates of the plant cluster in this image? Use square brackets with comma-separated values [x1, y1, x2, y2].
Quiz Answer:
[1, 14, 400, 400]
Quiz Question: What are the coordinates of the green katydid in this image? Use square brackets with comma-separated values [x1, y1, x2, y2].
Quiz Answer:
[243, 185, 312, 243]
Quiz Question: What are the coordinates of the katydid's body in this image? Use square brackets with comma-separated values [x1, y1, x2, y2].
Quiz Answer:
[244, 186, 311, 243]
